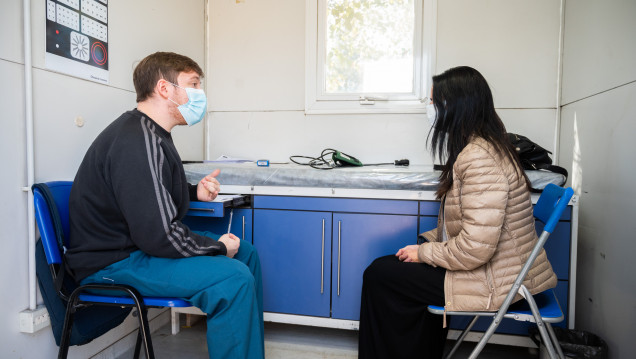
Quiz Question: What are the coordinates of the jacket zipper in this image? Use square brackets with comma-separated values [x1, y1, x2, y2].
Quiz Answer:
[443, 306, 447, 328]
[485, 262, 495, 310]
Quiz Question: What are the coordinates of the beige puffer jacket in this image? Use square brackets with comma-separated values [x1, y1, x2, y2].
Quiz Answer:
[418, 137, 557, 312]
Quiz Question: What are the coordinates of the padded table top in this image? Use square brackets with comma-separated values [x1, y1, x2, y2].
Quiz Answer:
[184, 163, 565, 192]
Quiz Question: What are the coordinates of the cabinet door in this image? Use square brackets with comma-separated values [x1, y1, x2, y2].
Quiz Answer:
[254, 209, 332, 317]
[231, 208, 252, 243]
[332, 213, 418, 320]
[419, 216, 438, 236]
[536, 221, 571, 280]
[183, 208, 252, 243]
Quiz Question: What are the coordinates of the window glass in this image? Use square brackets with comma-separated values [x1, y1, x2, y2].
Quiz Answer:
[325, 0, 415, 94]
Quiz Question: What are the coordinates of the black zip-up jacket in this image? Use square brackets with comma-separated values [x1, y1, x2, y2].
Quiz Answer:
[66, 109, 226, 282]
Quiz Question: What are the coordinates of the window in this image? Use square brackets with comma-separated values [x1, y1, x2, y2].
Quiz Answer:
[306, 0, 437, 114]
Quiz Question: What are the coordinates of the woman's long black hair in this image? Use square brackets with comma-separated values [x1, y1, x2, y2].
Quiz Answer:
[427, 66, 529, 199]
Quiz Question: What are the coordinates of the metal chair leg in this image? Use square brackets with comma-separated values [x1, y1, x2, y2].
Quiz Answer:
[445, 316, 479, 359]
[58, 293, 81, 359]
[468, 317, 500, 359]
[133, 325, 142, 359]
[521, 287, 559, 359]
[137, 308, 154, 359]
[130, 300, 154, 359]
[545, 323, 565, 359]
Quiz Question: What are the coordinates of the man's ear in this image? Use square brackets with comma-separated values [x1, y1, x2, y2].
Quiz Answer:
[155, 79, 171, 99]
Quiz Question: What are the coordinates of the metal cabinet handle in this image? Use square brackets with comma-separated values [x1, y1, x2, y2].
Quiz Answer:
[321, 219, 325, 294]
[242, 216, 245, 241]
[337, 220, 341, 296]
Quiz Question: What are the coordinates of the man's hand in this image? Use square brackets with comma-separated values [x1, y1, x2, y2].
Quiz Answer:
[197, 169, 221, 202]
[218, 233, 240, 258]
[396, 244, 422, 263]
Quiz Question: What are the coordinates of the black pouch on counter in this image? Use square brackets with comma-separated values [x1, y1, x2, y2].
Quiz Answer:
[507, 133, 568, 180]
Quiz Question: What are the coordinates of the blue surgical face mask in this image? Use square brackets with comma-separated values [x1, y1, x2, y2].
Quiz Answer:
[169, 83, 207, 126]
[426, 103, 437, 127]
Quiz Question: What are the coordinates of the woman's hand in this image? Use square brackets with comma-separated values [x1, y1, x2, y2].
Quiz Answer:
[396, 244, 422, 263]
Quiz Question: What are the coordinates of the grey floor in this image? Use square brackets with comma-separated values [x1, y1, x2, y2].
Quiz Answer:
[124, 316, 539, 358]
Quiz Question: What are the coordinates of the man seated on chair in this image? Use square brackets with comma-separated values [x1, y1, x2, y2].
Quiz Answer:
[65, 51, 264, 359]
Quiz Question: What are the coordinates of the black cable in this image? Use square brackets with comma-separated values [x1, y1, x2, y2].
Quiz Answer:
[291, 150, 409, 169]
[290, 148, 339, 170]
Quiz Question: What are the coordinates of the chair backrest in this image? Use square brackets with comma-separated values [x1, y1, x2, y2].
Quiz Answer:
[33, 181, 73, 265]
[533, 183, 574, 234]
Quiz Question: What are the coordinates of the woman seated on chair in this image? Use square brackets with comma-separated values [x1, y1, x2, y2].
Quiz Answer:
[358, 66, 558, 359]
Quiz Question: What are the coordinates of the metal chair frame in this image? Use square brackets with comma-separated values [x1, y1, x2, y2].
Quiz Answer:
[428, 184, 574, 359]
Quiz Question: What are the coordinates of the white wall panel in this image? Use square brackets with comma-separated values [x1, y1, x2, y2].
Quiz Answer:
[559, 82, 636, 359]
[208, 0, 305, 111]
[498, 109, 556, 153]
[436, 0, 560, 109]
[208, 111, 433, 165]
[106, 0, 206, 93]
[0, 1, 23, 63]
[207, 109, 549, 166]
[32, 69, 136, 182]
[0, 60, 51, 358]
[561, 0, 636, 104]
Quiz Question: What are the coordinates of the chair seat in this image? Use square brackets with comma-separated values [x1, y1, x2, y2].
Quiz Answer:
[79, 294, 192, 308]
[427, 290, 563, 322]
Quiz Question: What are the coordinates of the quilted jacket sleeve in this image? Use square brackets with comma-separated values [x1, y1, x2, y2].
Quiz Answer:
[418, 143, 509, 270]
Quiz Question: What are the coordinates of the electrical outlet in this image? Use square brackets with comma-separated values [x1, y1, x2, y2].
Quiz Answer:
[81, 0, 108, 23]
[81, 15, 108, 42]
[19, 306, 51, 333]
[56, 3, 80, 31]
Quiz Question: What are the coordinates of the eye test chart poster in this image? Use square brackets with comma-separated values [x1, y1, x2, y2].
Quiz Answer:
[45, 0, 109, 84]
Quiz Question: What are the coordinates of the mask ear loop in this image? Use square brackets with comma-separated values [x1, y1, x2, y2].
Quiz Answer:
[166, 81, 185, 107]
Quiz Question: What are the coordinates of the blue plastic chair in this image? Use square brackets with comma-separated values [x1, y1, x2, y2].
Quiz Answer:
[33, 181, 193, 359]
[428, 183, 574, 359]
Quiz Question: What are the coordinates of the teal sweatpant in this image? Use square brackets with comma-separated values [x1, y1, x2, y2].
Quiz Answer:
[81, 238, 264, 359]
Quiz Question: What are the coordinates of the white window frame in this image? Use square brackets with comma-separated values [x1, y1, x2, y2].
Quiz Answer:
[305, 0, 437, 115]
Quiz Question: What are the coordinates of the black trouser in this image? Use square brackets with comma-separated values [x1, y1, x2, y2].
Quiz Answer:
[358, 255, 447, 359]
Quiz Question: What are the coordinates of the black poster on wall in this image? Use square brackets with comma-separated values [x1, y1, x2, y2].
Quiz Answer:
[45, 0, 109, 84]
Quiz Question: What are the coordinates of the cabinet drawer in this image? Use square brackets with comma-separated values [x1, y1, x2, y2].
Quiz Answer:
[419, 201, 571, 220]
[254, 196, 418, 215]
[187, 195, 250, 218]
[537, 221, 571, 280]
[187, 201, 226, 217]
[419, 201, 441, 216]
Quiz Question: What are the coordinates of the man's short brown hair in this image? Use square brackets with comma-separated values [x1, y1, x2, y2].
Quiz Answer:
[133, 52, 204, 103]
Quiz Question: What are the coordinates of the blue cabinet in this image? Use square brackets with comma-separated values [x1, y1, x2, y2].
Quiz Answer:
[188, 194, 574, 339]
[254, 209, 332, 317]
[253, 196, 419, 320]
[331, 213, 417, 320]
